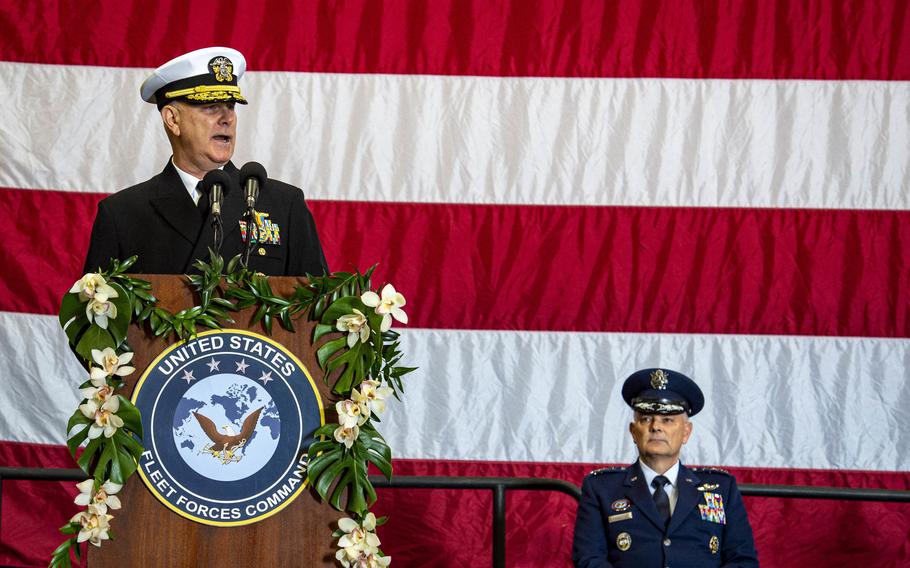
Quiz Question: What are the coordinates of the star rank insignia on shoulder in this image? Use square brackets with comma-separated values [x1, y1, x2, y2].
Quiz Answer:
[589, 466, 625, 476]
[692, 467, 732, 476]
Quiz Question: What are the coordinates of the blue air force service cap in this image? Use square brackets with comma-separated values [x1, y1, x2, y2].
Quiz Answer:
[621, 368, 704, 417]
[140, 47, 248, 109]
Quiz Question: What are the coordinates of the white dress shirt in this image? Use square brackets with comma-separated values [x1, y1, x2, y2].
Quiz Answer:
[172, 158, 204, 204]
[638, 459, 681, 514]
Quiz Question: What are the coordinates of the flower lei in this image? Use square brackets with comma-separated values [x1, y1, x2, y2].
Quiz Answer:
[50, 254, 413, 568]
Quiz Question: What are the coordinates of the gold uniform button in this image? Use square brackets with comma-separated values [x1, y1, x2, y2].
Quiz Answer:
[258, 247, 266, 256]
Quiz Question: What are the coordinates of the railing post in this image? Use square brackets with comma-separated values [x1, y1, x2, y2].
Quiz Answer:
[493, 483, 506, 568]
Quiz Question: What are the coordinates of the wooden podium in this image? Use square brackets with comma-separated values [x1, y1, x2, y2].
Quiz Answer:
[89, 275, 342, 567]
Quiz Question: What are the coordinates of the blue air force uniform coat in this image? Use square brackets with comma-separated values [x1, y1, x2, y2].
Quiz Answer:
[83, 161, 328, 276]
[573, 462, 759, 567]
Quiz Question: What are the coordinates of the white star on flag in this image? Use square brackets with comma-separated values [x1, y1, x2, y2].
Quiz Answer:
[258, 371, 273, 385]
[235, 359, 249, 374]
[181, 370, 195, 384]
[207, 358, 220, 372]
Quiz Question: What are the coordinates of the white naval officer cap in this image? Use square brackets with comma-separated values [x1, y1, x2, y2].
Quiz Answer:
[139, 46, 248, 109]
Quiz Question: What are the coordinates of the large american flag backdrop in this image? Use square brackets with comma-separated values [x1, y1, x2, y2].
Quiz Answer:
[1, 2, 909, 566]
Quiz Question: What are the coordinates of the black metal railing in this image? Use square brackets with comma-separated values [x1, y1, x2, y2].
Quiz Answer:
[738, 482, 910, 502]
[367, 475, 582, 567]
[2, 467, 910, 568]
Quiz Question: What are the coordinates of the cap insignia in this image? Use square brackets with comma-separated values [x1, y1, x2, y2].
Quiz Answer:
[208, 56, 234, 82]
[650, 369, 669, 390]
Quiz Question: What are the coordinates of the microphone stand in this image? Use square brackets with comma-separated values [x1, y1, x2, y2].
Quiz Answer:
[239, 162, 266, 269]
[241, 207, 255, 268]
[212, 215, 223, 254]
[210, 185, 224, 254]
[241, 188, 259, 269]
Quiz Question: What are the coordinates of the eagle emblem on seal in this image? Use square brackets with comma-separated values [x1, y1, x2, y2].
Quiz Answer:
[193, 406, 262, 464]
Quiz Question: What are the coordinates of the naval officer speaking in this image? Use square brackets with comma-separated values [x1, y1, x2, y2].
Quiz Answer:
[572, 368, 760, 567]
[83, 46, 327, 276]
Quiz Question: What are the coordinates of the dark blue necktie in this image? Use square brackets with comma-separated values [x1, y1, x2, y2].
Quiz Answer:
[651, 475, 671, 527]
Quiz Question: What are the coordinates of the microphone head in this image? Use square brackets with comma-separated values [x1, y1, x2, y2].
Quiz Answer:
[240, 161, 268, 187]
[200, 169, 233, 194]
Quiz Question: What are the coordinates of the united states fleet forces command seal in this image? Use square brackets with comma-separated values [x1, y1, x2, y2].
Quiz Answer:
[132, 329, 324, 526]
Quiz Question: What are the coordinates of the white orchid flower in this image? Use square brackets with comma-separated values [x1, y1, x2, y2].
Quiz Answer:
[336, 548, 356, 567]
[333, 423, 360, 449]
[89, 348, 135, 384]
[70, 509, 113, 547]
[74, 479, 122, 515]
[85, 397, 124, 439]
[74, 479, 95, 507]
[79, 384, 115, 405]
[336, 309, 371, 348]
[336, 397, 370, 428]
[85, 294, 117, 329]
[88, 370, 108, 388]
[361, 284, 408, 332]
[336, 551, 392, 568]
[70, 274, 118, 302]
[351, 389, 372, 421]
[359, 380, 394, 416]
[361, 512, 378, 532]
[335, 514, 386, 567]
[362, 553, 392, 568]
[337, 514, 381, 550]
[79, 399, 100, 420]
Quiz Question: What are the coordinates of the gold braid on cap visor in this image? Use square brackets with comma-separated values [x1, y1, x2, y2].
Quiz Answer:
[164, 85, 246, 103]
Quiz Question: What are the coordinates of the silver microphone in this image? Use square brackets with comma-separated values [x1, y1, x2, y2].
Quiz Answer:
[201, 169, 232, 219]
[240, 161, 267, 210]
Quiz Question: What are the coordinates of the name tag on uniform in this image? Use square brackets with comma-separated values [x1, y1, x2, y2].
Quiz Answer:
[608, 512, 633, 523]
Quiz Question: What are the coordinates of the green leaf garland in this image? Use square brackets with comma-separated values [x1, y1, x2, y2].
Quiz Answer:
[50, 252, 413, 567]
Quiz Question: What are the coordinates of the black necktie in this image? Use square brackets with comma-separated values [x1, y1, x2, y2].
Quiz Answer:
[196, 181, 209, 219]
[651, 475, 671, 527]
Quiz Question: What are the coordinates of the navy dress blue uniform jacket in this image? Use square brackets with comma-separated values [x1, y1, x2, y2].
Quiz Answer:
[573, 462, 759, 567]
[83, 161, 328, 276]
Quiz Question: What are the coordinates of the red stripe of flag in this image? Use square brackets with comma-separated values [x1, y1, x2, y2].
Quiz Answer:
[1, 0, 908, 79]
[3, 188, 908, 337]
